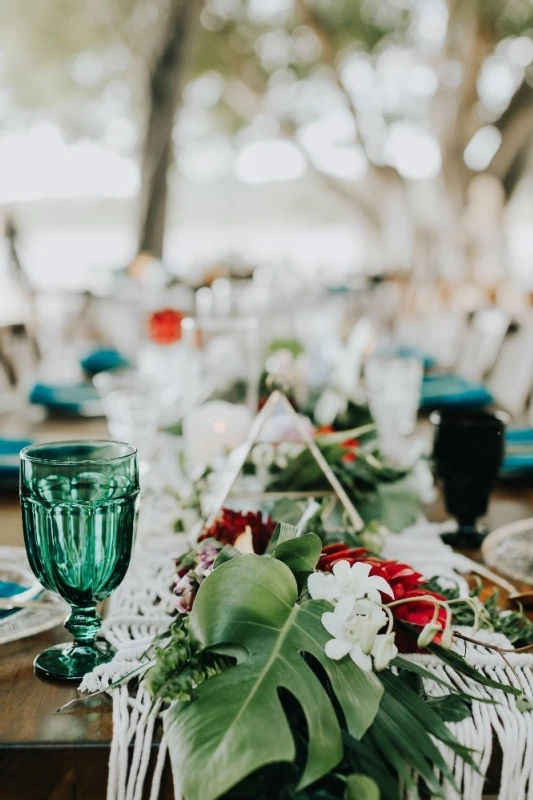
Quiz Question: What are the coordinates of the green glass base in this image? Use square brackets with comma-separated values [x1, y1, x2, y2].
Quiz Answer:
[34, 642, 114, 682]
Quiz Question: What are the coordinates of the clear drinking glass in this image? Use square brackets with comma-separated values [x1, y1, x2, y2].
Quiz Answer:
[93, 370, 160, 472]
[181, 316, 259, 474]
[365, 356, 423, 450]
[20, 440, 139, 680]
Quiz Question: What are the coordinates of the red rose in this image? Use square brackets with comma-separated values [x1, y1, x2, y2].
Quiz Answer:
[147, 308, 183, 345]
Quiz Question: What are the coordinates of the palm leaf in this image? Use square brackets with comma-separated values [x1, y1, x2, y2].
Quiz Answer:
[165, 555, 383, 800]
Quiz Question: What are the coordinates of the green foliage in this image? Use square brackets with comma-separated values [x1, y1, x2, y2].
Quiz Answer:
[426, 577, 533, 648]
[344, 774, 380, 800]
[267, 440, 419, 533]
[165, 555, 383, 800]
[144, 615, 228, 704]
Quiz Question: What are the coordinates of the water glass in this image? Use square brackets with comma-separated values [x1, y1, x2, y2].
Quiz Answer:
[365, 356, 423, 449]
[93, 370, 160, 471]
[181, 316, 259, 474]
[20, 441, 139, 680]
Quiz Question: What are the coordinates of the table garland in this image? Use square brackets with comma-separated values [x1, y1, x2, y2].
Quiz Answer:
[79, 508, 533, 800]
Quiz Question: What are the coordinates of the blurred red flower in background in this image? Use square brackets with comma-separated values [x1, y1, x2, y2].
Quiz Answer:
[148, 308, 183, 345]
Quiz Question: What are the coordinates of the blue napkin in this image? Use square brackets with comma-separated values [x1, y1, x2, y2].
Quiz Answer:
[420, 374, 493, 409]
[502, 428, 533, 475]
[80, 348, 131, 375]
[0, 437, 33, 488]
[0, 580, 27, 620]
[29, 382, 102, 415]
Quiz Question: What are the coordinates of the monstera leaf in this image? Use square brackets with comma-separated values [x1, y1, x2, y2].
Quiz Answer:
[164, 555, 383, 800]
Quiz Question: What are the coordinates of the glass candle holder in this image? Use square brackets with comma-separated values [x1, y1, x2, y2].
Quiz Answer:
[182, 316, 260, 474]
[93, 370, 160, 472]
[20, 440, 139, 681]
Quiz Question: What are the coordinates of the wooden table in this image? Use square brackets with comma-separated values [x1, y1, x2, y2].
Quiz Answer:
[1, 414, 533, 798]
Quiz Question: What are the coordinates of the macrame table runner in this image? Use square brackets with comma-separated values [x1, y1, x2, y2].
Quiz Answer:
[78, 519, 533, 800]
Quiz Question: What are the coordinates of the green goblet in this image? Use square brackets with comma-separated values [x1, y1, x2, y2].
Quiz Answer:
[20, 440, 139, 681]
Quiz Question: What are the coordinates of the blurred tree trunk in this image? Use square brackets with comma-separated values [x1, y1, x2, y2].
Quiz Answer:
[138, 0, 198, 259]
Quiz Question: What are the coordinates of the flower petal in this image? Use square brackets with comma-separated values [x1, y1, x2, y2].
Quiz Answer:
[349, 644, 373, 672]
[332, 560, 351, 581]
[325, 638, 352, 660]
[307, 572, 329, 600]
[321, 611, 347, 639]
[350, 562, 373, 581]
[369, 576, 394, 598]
[336, 595, 356, 620]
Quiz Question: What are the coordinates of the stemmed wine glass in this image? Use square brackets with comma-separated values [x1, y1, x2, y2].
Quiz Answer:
[430, 410, 508, 548]
[20, 440, 139, 681]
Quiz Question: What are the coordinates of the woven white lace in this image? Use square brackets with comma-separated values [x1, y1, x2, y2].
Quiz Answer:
[80, 516, 533, 800]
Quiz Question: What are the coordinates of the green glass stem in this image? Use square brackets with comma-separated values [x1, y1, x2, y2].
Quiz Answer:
[65, 605, 101, 647]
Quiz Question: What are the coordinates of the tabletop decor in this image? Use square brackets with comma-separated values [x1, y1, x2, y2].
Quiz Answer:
[137, 513, 528, 800]
[79, 509, 533, 800]
[20, 440, 140, 680]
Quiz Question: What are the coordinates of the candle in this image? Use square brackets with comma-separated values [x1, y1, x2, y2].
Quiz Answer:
[184, 400, 253, 470]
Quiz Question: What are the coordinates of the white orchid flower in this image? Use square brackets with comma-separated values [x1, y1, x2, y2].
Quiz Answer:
[371, 633, 398, 671]
[321, 597, 373, 671]
[333, 560, 394, 602]
[320, 596, 391, 672]
[308, 560, 393, 605]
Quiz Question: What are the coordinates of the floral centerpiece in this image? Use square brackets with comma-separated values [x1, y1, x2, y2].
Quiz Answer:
[144, 508, 522, 800]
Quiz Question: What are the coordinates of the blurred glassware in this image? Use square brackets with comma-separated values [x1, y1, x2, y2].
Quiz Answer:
[431, 409, 508, 548]
[181, 316, 260, 475]
[365, 355, 423, 451]
[93, 370, 160, 472]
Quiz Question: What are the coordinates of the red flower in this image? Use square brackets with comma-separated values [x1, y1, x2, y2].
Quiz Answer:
[318, 542, 447, 650]
[198, 508, 276, 555]
[147, 308, 183, 345]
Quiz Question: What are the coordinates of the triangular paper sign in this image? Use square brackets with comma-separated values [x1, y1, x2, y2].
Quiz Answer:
[203, 390, 364, 531]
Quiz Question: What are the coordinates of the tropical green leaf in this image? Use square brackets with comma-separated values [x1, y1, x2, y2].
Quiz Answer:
[267, 520, 301, 552]
[165, 555, 383, 800]
[356, 481, 419, 533]
[345, 774, 380, 800]
[273, 533, 323, 590]
[213, 544, 242, 569]
[392, 657, 497, 704]
[426, 695, 472, 722]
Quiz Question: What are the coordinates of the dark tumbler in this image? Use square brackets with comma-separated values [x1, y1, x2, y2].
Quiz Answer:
[430, 409, 508, 548]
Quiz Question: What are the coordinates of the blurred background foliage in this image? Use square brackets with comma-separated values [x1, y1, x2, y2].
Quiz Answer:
[2, 0, 533, 285]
